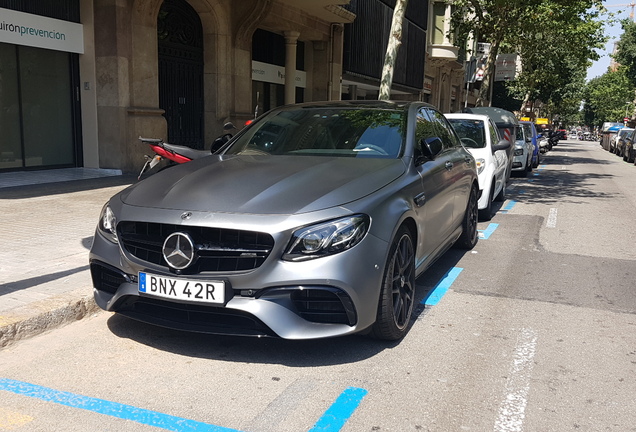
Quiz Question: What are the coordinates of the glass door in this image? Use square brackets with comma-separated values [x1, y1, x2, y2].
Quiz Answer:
[0, 43, 77, 170]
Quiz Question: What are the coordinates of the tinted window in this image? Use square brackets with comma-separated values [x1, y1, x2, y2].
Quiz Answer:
[226, 108, 405, 158]
[427, 109, 460, 149]
[447, 118, 486, 148]
[415, 108, 436, 144]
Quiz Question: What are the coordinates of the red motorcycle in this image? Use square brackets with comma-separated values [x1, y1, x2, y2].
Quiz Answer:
[137, 122, 236, 179]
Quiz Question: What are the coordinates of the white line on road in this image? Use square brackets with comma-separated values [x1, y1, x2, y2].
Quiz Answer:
[493, 328, 538, 432]
[546, 208, 558, 228]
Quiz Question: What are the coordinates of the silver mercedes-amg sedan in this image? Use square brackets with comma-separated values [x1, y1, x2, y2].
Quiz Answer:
[89, 101, 478, 341]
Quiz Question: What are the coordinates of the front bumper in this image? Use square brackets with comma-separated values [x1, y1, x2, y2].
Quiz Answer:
[89, 223, 389, 340]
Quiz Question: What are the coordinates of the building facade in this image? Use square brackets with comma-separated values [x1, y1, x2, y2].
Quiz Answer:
[1, 0, 358, 174]
[1, 0, 442, 175]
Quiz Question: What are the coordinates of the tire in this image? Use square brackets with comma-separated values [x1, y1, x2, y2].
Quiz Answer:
[527, 156, 533, 173]
[455, 185, 478, 250]
[629, 150, 635, 163]
[371, 226, 415, 341]
[495, 180, 506, 202]
[478, 185, 494, 221]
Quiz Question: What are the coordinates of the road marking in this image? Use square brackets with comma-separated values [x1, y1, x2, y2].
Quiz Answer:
[309, 387, 367, 432]
[422, 267, 463, 306]
[500, 200, 517, 214]
[0, 378, 366, 432]
[0, 378, 239, 432]
[493, 328, 538, 432]
[478, 223, 499, 239]
[546, 208, 558, 228]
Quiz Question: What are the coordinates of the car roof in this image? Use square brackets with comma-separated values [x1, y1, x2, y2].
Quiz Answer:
[444, 113, 491, 122]
[276, 100, 435, 112]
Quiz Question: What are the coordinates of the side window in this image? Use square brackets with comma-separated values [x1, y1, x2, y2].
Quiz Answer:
[489, 121, 500, 145]
[427, 108, 460, 149]
[415, 108, 436, 144]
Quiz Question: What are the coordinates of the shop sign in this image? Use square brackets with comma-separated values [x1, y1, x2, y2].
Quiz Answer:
[0, 8, 84, 54]
[423, 77, 433, 94]
[252, 60, 306, 88]
[536, 118, 550, 125]
[494, 53, 518, 82]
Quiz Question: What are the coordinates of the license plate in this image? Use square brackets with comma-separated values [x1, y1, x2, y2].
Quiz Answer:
[139, 272, 225, 304]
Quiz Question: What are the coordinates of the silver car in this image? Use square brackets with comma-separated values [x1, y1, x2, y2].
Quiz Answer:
[89, 101, 479, 341]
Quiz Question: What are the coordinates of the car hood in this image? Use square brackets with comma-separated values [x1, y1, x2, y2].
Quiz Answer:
[120, 155, 406, 214]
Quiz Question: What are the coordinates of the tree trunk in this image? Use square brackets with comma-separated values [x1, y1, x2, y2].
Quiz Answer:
[378, 0, 409, 101]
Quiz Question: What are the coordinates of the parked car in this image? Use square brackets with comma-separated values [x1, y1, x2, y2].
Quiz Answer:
[89, 101, 479, 341]
[616, 128, 635, 158]
[445, 113, 510, 221]
[519, 120, 542, 169]
[510, 122, 533, 176]
[557, 129, 567, 140]
[609, 126, 629, 154]
[463, 107, 518, 182]
[623, 130, 636, 163]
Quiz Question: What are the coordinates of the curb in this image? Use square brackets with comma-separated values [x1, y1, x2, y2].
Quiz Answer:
[0, 290, 101, 349]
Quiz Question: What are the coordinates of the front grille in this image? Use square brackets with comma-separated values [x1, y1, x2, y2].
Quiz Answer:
[290, 288, 357, 325]
[118, 222, 274, 273]
[114, 296, 277, 337]
[90, 261, 129, 294]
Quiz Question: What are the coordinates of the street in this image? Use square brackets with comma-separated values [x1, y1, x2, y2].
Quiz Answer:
[1, 138, 636, 432]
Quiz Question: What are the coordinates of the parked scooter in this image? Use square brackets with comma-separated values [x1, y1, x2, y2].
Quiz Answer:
[137, 122, 236, 179]
[538, 135, 551, 153]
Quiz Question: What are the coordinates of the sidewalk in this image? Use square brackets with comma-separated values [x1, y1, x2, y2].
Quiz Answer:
[0, 169, 137, 348]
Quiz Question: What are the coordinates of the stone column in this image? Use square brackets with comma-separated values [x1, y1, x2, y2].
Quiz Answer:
[284, 31, 300, 104]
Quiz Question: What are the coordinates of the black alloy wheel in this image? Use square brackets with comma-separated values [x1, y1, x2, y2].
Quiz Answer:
[455, 185, 479, 250]
[372, 227, 415, 341]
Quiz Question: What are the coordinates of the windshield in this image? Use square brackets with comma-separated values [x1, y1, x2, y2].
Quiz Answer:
[224, 107, 405, 158]
[447, 119, 486, 148]
[522, 123, 533, 139]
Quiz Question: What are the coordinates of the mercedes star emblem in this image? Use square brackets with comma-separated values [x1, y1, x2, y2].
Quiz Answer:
[162, 232, 195, 269]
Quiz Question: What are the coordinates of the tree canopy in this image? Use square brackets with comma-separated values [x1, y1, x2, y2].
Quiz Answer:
[614, 19, 636, 88]
[582, 67, 633, 127]
[450, 0, 607, 113]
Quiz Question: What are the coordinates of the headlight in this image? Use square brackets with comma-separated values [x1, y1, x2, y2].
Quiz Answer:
[475, 158, 485, 174]
[98, 204, 118, 243]
[283, 215, 370, 261]
[514, 148, 524, 156]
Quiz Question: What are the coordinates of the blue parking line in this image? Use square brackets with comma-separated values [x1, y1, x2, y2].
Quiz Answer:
[422, 267, 463, 306]
[309, 387, 368, 432]
[0, 378, 239, 432]
[0, 378, 366, 432]
[478, 223, 498, 239]
[502, 200, 516, 212]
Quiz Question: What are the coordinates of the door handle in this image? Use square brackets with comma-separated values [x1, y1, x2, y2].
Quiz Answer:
[445, 161, 453, 170]
[414, 192, 426, 207]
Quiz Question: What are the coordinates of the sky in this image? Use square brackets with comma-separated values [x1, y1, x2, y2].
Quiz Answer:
[586, 1, 636, 81]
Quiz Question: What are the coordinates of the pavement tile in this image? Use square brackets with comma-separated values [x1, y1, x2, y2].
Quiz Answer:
[0, 170, 136, 348]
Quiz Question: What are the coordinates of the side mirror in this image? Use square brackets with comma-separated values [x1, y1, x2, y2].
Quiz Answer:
[492, 139, 510, 152]
[420, 137, 444, 160]
[537, 133, 543, 139]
